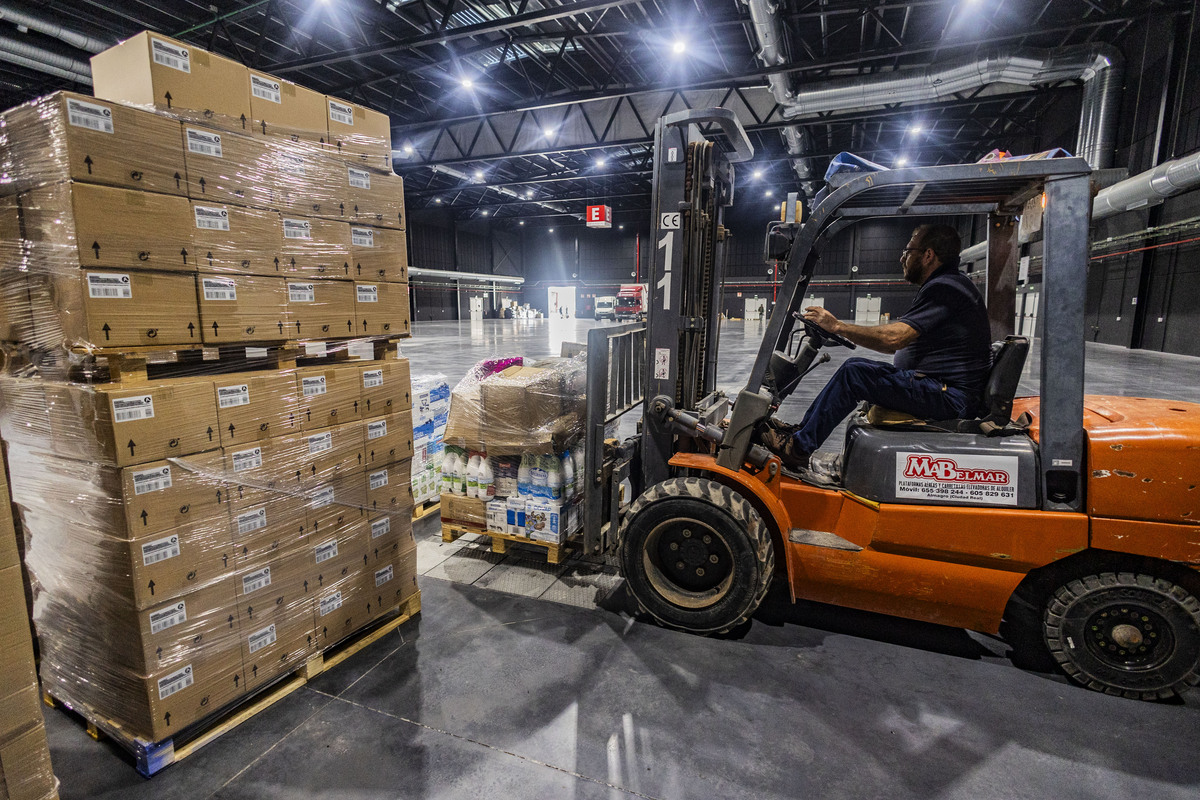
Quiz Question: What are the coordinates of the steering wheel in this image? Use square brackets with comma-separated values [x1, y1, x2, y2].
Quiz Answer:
[800, 316, 857, 350]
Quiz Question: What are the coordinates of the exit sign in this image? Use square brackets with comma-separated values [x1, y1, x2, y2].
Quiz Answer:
[586, 205, 612, 228]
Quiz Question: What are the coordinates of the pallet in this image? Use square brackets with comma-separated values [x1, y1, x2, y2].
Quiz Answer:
[412, 497, 441, 522]
[442, 523, 569, 565]
[43, 591, 420, 777]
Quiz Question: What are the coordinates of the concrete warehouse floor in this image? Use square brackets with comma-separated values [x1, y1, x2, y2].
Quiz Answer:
[45, 319, 1200, 799]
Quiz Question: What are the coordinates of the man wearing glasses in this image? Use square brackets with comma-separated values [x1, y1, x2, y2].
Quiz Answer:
[759, 224, 992, 470]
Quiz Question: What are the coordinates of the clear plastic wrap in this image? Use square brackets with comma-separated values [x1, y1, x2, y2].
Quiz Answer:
[325, 96, 393, 173]
[411, 374, 450, 505]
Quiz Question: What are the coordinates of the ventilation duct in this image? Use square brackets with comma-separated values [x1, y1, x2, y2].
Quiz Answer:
[0, 4, 110, 53]
[0, 33, 91, 84]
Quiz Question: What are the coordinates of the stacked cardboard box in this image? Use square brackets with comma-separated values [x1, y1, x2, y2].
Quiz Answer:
[411, 375, 450, 505]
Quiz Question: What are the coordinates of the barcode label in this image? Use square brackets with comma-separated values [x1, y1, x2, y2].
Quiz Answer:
[357, 284, 379, 303]
[375, 565, 394, 587]
[348, 168, 371, 189]
[232, 447, 263, 472]
[367, 420, 387, 440]
[242, 567, 272, 594]
[329, 100, 354, 126]
[149, 601, 187, 634]
[202, 277, 237, 301]
[351, 227, 374, 248]
[185, 128, 223, 157]
[132, 466, 172, 495]
[314, 540, 338, 563]
[311, 487, 335, 509]
[142, 534, 181, 565]
[157, 665, 194, 700]
[362, 369, 383, 389]
[308, 432, 333, 454]
[195, 205, 231, 231]
[370, 469, 388, 490]
[319, 591, 343, 616]
[289, 283, 315, 303]
[282, 218, 312, 240]
[66, 98, 114, 134]
[371, 517, 390, 538]
[151, 37, 190, 73]
[237, 508, 267, 535]
[250, 74, 282, 104]
[302, 376, 327, 396]
[248, 623, 277, 654]
[87, 272, 133, 299]
[217, 384, 250, 408]
[112, 395, 155, 422]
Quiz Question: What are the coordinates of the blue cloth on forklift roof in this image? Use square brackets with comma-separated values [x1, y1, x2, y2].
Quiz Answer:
[822, 152, 887, 181]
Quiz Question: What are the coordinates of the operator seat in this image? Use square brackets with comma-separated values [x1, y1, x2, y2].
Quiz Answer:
[864, 335, 1031, 436]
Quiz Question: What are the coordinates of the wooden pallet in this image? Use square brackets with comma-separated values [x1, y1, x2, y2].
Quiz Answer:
[412, 497, 441, 522]
[441, 523, 569, 565]
[43, 591, 420, 777]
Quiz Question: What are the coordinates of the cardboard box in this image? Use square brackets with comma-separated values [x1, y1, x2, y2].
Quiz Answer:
[0, 684, 42, 755]
[481, 365, 564, 435]
[221, 437, 307, 509]
[197, 273, 289, 344]
[350, 169, 405, 230]
[366, 459, 413, 517]
[364, 539, 417, 621]
[0, 90, 188, 197]
[364, 512, 414, 560]
[349, 224, 407, 281]
[213, 370, 301, 445]
[0, 566, 38, 719]
[22, 182, 194, 273]
[127, 518, 235, 610]
[0, 722, 56, 800]
[281, 421, 365, 487]
[359, 359, 411, 419]
[248, 71, 328, 145]
[363, 411, 414, 466]
[235, 547, 311, 602]
[133, 577, 242, 673]
[230, 497, 308, 568]
[305, 475, 367, 534]
[239, 601, 316, 691]
[295, 365, 362, 429]
[119, 451, 229, 536]
[286, 278, 356, 339]
[440, 493, 487, 528]
[280, 216, 352, 277]
[181, 123, 278, 209]
[273, 147, 350, 222]
[92, 32, 253, 133]
[190, 202, 282, 276]
[353, 280, 410, 337]
[325, 97, 392, 171]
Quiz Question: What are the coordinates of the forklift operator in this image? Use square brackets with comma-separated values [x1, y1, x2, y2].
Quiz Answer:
[758, 224, 992, 470]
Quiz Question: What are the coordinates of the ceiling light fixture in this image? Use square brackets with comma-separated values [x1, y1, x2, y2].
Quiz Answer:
[672, 39, 686, 54]
[519, 221, 525, 225]
[474, 170, 484, 180]
[764, 189, 774, 197]
[543, 126, 554, 138]
[461, 77, 474, 89]
[595, 158, 606, 168]
[435, 198, 443, 203]
[401, 143, 414, 155]
[753, 170, 763, 179]
[548, 228, 555, 233]
[896, 156, 909, 166]
[909, 124, 923, 134]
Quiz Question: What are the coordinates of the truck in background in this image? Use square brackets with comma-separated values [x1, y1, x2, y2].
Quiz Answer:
[615, 284, 648, 321]
[595, 296, 617, 321]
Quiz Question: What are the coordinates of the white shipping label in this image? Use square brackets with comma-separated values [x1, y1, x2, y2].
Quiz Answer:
[242, 566, 271, 595]
[194, 205, 231, 231]
[371, 517, 391, 539]
[157, 664, 194, 700]
[151, 37, 190, 73]
[289, 283, 315, 303]
[302, 376, 327, 396]
[250, 74, 282, 104]
[132, 465, 172, 495]
[232, 447, 263, 472]
[245, 346, 269, 359]
[351, 227, 374, 248]
[894, 452, 1019, 507]
[654, 348, 671, 380]
[319, 590, 343, 616]
[87, 272, 133, 299]
[112, 395, 155, 422]
[282, 218, 312, 240]
[66, 98, 114, 134]
[141, 534, 181, 566]
[357, 284, 379, 303]
[217, 384, 251, 408]
[202, 277, 237, 301]
[248, 623, 277, 654]
[237, 508, 268, 535]
[329, 99, 354, 126]
[366, 420, 387, 440]
[185, 127, 223, 157]
[314, 540, 338, 563]
[362, 369, 383, 389]
[375, 565, 393, 587]
[348, 167, 371, 190]
[311, 487, 336, 509]
[307, 432, 333, 454]
[369, 469, 388, 490]
[304, 341, 328, 357]
[149, 601, 187, 634]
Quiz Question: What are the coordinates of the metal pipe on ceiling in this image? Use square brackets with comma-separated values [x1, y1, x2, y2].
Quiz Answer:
[0, 4, 111, 53]
[0, 33, 91, 84]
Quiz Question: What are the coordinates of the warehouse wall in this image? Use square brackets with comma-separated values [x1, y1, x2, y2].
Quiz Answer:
[407, 211, 527, 321]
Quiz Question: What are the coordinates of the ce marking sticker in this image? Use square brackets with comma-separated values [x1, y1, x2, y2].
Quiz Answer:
[660, 212, 681, 230]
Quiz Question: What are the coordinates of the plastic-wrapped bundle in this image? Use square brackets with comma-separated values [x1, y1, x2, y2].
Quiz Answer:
[411, 374, 450, 504]
[325, 96, 393, 172]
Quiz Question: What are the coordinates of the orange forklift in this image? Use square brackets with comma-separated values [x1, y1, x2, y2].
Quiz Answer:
[593, 109, 1200, 701]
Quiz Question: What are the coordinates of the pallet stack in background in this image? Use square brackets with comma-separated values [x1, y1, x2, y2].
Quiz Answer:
[0, 32, 419, 752]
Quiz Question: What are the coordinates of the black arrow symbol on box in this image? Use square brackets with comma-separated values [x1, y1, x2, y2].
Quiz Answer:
[101, 323, 111, 340]
[290, 258, 296, 269]
[353, 400, 358, 413]
[277, 321, 284, 335]
[304, 579, 309, 592]
[260, 120, 266, 134]
[273, 257, 280, 271]
[181, 248, 188, 264]
[222, 553, 228, 567]
[174, 172, 181, 189]
[127, 439, 136, 456]
[216, 488, 222, 503]
[339, 202, 344, 215]
[140, 510, 148, 526]
[356, 263, 362, 276]
[247, 605, 253, 618]
[84, 155, 93, 174]
[233, 674, 240, 688]
[164, 92, 172, 108]
[228, 423, 235, 437]
[207, 426, 213, 442]
[156, 647, 162, 661]
[211, 321, 219, 336]
[295, 321, 302, 333]
[240, 113, 247, 129]
[92, 241, 100, 259]
[148, 579, 155, 595]
[164, 711, 171, 726]
[348, 320, 353, 333]
[228, 614, 234, 628]
[252, 665, 257, 678]
[188, 322, 195, 338]
[207, 252, 213, 266]
[198, 177, 206, 193]
[362, 319, 368, 331]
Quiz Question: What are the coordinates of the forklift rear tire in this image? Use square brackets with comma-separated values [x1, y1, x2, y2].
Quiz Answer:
[618, 478, 773, 635]
[1043, 572, 1200, 700]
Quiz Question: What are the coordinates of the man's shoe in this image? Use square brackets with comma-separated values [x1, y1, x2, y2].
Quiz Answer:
[755, 423, 811, 471]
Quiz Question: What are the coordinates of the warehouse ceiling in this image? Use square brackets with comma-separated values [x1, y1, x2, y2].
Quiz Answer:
[0, 0, 1187, 224]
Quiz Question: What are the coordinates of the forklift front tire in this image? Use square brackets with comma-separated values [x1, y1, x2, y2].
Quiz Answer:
[1043, 571, 1200, 700]
[618, 478, 773, 635]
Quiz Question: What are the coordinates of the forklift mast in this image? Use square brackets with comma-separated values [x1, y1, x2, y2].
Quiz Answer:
[640, 108, 753, 487]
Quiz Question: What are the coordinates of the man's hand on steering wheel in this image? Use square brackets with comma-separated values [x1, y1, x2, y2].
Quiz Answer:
[798, 306, 857, 349]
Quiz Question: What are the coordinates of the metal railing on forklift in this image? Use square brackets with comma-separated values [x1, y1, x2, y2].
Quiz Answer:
[582, 322, 646, 556]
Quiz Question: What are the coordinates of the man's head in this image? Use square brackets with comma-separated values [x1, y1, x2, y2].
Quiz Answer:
[900, 224, 961, 285]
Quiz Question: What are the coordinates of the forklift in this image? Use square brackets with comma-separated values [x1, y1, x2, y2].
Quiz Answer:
[581, 108, 1200, 701]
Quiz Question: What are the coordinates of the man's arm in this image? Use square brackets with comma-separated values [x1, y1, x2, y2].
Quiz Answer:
[802, 306, 918, 354]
